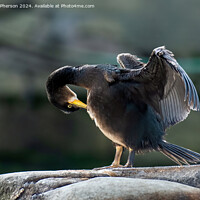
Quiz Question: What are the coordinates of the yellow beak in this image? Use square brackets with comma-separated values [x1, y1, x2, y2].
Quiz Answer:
[68, 99, 87, 109]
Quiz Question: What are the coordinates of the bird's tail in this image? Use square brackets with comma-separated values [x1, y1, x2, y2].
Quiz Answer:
[158, 141, 200, 165]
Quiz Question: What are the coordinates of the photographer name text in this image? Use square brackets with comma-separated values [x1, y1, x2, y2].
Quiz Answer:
[0, 3, 95, 9]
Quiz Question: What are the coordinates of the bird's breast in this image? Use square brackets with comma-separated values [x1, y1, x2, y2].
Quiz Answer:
[86, 83, 164, 150]
[86, 86, 137, 147]
[87, 107, 127, 147]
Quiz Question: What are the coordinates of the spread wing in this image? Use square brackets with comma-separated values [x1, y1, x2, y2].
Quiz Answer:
[118, 46, 200, 129]
[117, 53, 144, 70]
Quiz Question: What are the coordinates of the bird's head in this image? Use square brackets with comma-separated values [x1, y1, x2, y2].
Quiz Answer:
[49, 86, 87, 114]
[46, 66, 87, 114]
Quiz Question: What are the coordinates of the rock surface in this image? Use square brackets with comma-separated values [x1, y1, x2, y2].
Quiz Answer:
[38, 177, 200, 200]
[0, 165, 200, 200]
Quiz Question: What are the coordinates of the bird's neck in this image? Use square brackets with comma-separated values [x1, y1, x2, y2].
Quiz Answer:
[46, 66, 78, 95]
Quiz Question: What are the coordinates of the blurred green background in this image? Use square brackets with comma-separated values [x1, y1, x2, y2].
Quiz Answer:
[0, 0, 200, 173]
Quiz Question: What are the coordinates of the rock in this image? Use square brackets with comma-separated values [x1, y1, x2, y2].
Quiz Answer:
[110, 164, 200, 188]
[0, 165, 200, 199]
[38, 177, 200, 200]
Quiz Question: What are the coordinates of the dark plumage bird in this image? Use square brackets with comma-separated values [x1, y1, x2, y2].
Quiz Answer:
[46, 46, 200, 167]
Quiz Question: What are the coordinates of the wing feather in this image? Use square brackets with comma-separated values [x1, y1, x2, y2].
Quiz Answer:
[124, 46, 200, 129]
[117, 53, 144, 70]
[147, 46, 199, 129]
[117, 46, 199, 129]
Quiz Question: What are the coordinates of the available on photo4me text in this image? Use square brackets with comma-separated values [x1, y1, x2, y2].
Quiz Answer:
[0, 3, 95, 9]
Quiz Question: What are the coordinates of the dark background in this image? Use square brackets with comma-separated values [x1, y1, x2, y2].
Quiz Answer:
[0, 0, 200, 173]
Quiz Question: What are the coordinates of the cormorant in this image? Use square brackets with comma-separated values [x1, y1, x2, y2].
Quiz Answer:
[46, 46, 200, 167]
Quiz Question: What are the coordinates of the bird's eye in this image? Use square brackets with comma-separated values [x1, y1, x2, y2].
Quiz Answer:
[68, 104, 72, 108]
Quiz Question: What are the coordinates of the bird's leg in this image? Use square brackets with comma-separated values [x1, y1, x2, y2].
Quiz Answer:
[110, 145, 123, 167]
[93, 144, 123, 170]
[124, 148, 135, 167]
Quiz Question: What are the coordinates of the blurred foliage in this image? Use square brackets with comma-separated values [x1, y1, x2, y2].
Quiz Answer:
[0, 0, 200, 173]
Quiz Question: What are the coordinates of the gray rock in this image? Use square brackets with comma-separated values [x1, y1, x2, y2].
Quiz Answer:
[38, 177, 200, 200]
[1, 165, 200, 199]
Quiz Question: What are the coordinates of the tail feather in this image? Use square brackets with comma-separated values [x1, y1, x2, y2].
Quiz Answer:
[159, 141, 200, 165]
[164, 144, 197, 163]
[161, 149, 183, 165]
[162, 147, 189, 165]
[166, 143, 200, 162]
